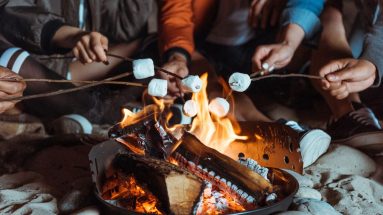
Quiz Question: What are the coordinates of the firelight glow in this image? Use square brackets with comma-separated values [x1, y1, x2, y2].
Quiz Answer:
[190, 73, 248, 153]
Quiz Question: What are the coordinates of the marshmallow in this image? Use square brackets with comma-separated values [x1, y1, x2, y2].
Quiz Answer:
[181, 75, 202, 93]
[183, 100, 198, 117]
[228, 72, 251, 92]
[132, 58, 155, 79]
[208, 97, 230, 118]
[148, 78, 167, 97]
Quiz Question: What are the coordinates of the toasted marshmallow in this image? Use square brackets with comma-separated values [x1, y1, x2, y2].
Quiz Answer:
[208, 97, 230, 117]
[183, 100, 198, 117]
[148, 79, 167, 97]
[181, 75, 202, 93]
[228, 72, 251, 92]
[132, 58, 155, 79]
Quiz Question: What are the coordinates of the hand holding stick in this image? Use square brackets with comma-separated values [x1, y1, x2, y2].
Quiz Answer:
[0, 72, 138, 102]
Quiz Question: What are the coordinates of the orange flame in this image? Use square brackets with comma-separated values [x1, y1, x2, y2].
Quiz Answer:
[190, 73, 247, 153]
[102, 174, 163, 215]
[120, 108, 134, 128]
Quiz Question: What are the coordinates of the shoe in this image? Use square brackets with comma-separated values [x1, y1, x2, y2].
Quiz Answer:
[278, 119, 331, 168]
[327, 105, 383, 155]
[47, 114, 93, 135]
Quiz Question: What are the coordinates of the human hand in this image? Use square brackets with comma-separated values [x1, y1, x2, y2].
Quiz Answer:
[252, 41, 295, 72]
[52, 26, 109, 64]
[72, 31, 109, 64]
[248, 0, 287, 29]
[0, 67, 26, 113]
[161, 53, 189, 98]
[319, 58, 376, 99]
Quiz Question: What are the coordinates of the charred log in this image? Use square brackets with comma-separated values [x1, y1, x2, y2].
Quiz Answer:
[113, 153, 204, 215]
[170, 132, 273, 206]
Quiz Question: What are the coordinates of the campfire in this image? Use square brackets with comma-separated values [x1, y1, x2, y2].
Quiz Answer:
[89, 73, 300, 214]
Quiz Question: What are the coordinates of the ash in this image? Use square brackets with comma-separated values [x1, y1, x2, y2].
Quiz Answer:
[238, 156, 278, 204]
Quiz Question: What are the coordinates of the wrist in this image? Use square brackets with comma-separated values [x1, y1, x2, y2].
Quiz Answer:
[278, 24, 304, 50]
[169, 52, 188, 63]
[162, 47, 191, 65]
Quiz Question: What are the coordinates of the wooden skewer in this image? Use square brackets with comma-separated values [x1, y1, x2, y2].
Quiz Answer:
[0, 72, 135, 102]
[40, 53, 184, 80]
[0, 78, 147, 87]
[251, 73, 324, 81]
[250, 69, 269, 78]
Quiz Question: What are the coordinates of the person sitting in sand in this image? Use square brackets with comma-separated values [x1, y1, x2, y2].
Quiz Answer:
[308, 0, 383, 155]
[159, 0, 331, 168]
[0, 0, 157, 126]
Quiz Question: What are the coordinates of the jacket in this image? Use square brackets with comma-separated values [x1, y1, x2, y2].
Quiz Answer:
[0, 0, 155, 55]
[159, 0, 324, 60]
[355, 0, 383, 86]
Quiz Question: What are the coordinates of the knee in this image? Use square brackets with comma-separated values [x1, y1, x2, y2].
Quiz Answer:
[0, 47, 30, 74]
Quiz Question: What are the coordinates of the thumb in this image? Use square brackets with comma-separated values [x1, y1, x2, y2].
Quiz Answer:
[262, 48, 281, 70]
[319, 59, 349, 78]
[253, 45, 273, 70]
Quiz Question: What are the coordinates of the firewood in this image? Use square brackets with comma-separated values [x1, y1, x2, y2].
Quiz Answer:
[170, 132, 273, 205]
[113, 153, 204, 215]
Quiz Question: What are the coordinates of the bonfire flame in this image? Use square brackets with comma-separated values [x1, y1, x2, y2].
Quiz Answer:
[190, 73, 247, 153]
[102, 174, 163, 215]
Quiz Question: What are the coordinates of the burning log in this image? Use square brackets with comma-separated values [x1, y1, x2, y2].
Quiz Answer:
[113, 153, 204, 215]
[170, 132, 273, 207]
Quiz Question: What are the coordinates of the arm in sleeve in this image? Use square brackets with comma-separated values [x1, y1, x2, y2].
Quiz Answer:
[281, 0, 325, 40]
[360, 2, 383, 87]
[159, 0, 194, 62]
[0, 6, 69, 54]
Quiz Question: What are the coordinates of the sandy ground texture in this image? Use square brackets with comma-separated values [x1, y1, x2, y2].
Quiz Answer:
[0, 117, 382, 215]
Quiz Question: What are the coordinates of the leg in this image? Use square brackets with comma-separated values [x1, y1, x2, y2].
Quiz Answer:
[309, 5, 355, 119]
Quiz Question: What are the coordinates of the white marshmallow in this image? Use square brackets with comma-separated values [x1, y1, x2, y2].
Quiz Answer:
[208, 97, 230, 118]
[148, 78, 168, 97]
[132, 58, 155, 79]
[181, 75, 202, 93]
[228, 72, 251, 92]
[183, 100, 198, 117]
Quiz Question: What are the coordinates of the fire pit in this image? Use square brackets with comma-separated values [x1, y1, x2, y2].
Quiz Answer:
[88, 74, 301, 214]
[89, 139, 298, 215]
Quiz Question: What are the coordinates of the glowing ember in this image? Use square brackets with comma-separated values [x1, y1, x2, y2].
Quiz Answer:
[102, 173, 163, 215]
[196, 183, 246, 215]
[190, 73, 248, 153]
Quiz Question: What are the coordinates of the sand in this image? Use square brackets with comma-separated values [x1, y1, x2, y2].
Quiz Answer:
[0, 125, 382, 214]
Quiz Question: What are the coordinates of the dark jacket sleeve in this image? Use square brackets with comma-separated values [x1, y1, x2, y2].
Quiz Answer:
[0, 0, 8, 7]
[0, 5, 68, 54]
[360, 1, 383, 87]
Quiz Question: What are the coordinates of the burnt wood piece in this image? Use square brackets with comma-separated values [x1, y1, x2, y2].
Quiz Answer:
[171, 132, 273, 205]
[114, 153, 204, 215]
[108, 105, 161, 138]
[109, 105, 172, 158]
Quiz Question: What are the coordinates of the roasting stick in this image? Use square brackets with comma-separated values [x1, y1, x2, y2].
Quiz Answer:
[251, 73, 324, 81]
[0, 78, 146, 87]
[0, 72, 135, 102]
[40, 53, 184, 80]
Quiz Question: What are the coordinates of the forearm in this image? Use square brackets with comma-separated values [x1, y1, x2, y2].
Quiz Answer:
[278, 24, 305, 50]
[51, 26, 84, 49]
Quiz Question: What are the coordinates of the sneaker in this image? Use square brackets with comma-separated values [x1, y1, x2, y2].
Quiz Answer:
[47, 114, 93, 135]
[278, 119, 331, 168]
[327, 105, 383, 154]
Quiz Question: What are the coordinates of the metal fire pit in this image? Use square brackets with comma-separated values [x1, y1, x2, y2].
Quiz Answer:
[89, 140, 299, 215]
